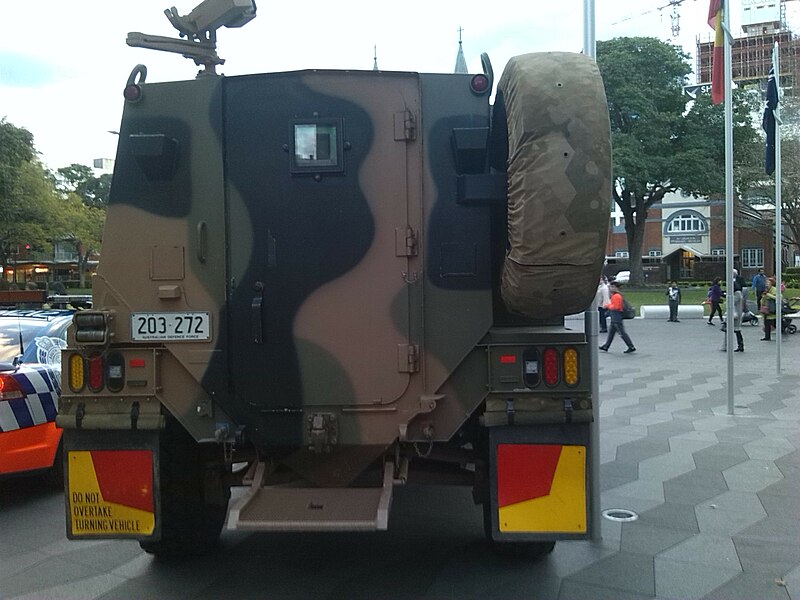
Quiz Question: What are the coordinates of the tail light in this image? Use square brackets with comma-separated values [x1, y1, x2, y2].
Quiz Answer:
[542, 348, 559, 386]
[88, 353, 104, 392]
[68, 353, 86, 392]
[0, 374, 25, 401]
[563, 348, 579, 386]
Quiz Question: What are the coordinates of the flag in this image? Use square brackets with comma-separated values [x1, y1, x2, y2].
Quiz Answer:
[708, 0, 724, 104]
[763, 66, 779, 175]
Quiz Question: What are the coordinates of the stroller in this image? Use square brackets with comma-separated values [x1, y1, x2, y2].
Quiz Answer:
[741, 298, 759, 327]
[780, 297, 800, 335]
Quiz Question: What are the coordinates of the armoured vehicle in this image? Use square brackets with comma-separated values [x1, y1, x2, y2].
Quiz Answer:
[58, 0, 611, 557]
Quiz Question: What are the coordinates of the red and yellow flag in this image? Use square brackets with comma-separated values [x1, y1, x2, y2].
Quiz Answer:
[708, 0, 724, 104]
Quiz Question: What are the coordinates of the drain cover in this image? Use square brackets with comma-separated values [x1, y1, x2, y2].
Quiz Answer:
[602, 508, 639, 522]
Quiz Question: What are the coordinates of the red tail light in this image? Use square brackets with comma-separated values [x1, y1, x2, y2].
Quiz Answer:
[0, 374, 25, 401]
[88, 354, 104, 392]
[542, 348, 559, 386]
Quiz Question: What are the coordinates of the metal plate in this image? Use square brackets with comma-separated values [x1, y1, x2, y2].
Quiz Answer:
[130, 312, 210, 341]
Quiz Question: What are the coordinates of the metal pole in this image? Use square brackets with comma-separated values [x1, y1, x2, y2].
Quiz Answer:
[723, 10, 735, 415]
[583, 0, 601, 544]
[774, 42, 782, 373]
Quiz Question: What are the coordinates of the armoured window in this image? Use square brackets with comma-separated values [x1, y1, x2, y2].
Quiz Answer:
[291, 120, 344, 174]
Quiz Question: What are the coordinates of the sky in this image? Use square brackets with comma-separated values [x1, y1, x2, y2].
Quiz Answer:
[0, 0, 790, 172]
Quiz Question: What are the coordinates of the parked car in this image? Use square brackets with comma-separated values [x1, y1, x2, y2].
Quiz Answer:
[0, 309, 73, 483]
[613, 270, 630, 284]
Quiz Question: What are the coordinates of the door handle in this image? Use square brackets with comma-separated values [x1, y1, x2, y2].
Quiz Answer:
[252, 281, 264, 344]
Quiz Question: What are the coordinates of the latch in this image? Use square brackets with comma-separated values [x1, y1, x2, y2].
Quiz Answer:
[395, 226, 418, 257]
[307, 413, 338, 453]
[398, 344, 420, 373]
[394, 110, 417, 141]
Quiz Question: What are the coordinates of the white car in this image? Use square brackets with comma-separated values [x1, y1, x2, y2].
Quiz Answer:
[613, 270, 630, 284]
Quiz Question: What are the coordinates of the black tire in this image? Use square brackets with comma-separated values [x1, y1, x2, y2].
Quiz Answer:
[750, 317, 759, 326]
[139, 419, 230, 558]
[41, 439, 64, 489]
[482, 503, 556, 558]
[787, 323, 797, 334]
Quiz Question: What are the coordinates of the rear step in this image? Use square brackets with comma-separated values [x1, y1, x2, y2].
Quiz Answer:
[227, 462, 394, 532]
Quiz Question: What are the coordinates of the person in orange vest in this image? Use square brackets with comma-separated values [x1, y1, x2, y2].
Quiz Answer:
[599, 282, 636, 354]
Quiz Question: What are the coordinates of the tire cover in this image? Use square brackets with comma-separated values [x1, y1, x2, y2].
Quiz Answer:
[499, 52, 611, 319]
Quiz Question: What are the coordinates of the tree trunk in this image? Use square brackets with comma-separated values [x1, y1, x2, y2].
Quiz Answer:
[78, 252, 88, 288]
[625, 207, 648, 287]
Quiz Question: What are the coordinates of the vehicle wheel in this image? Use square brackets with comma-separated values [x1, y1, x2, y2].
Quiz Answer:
[750, 317, 759, 326]
[787, 323, 797, 334]
[482, 504, 555, 558]
[41, 440, 64, 489]
[139, 419, 230, 558]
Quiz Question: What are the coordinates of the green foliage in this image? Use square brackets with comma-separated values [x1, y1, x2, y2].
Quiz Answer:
[0, 119, 106, 283]
[597, 37, 762, 287]
[57, 163, 111, 208]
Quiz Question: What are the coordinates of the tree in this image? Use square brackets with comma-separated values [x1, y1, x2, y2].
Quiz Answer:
[597, 37, 761, 285]
[56, 194, 105, 287]
[57, 163, 111, 208]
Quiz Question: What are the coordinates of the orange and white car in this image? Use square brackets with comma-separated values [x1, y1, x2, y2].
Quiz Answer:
[0, 309, 73, 483]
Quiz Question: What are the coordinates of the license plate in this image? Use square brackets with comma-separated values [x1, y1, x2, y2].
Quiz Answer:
[130, 312, 210, 341]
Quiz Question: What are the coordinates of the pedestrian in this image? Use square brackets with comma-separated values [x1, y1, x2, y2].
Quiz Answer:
[666, 280, 681, 322]
[721, 270, 745, 352]
[707, 277, 724, 325]
[760, 276, 778, 341]
[752, 268, 767, 310]
[596, 277, 610, 333]
[599, 282, 636, 354]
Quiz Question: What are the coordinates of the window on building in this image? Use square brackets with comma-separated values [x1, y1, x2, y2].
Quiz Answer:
[614, 251, 629, 258]
[665, 211, 707, 234]
[711, 248, 725, 256]
[648, 250, 662, 257]
[741, 247, 763, 268]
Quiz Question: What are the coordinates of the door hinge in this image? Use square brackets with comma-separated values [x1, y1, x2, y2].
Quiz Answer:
[398, 344, 420, 373]
[394, 110, 416, 141]
[395, 226, 418, 257]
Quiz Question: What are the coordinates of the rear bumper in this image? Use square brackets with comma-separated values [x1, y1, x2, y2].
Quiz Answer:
[0, 421, 62, 475]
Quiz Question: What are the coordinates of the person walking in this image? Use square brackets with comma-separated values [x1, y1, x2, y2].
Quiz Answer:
[599, 282, 636, 354]
[721, 270, 746, 352]
[666, 280, 681, 322]
[760, 276, 778, 341]
[752, 268, 767, 311]
[707, 277, 724, 325]
[596, 277, 610, 333]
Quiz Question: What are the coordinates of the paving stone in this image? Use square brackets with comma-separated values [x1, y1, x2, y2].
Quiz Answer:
[691, 444, 750, 471]
[757, 492, 800, 519]
[701, 491, 767, 515]
[615, 439, 671, 464]
[637, 502, 699, 533]
[700, 572, 791, 600]
[557, 579, 655, 600]
[637, 453, 697, 482]
[731, 537, 800, 577]
[743, 436, 795, 461]
[654, 557, 740, 600]
[619, 522, 694, 556]
[657, 534, 741, 570]
[567, 552, 655, 597]
[722, 460, 784, 493]
[694, 505, 766, 536]
[735, 514, 800, 546]
[663, 482, 725, 505]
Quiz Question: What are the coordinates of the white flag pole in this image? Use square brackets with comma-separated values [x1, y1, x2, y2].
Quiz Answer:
[583, 0, 601, 544]
[774, 42, 783, 373]
[722, 9, 735, 415]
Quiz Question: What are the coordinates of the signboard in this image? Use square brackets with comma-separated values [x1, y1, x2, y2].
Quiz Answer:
[741, 0, 781, 27]
[669, 235, 702, 244]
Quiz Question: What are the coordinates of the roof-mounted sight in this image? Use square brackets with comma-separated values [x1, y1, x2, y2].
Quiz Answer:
[127, 0, 256, 76]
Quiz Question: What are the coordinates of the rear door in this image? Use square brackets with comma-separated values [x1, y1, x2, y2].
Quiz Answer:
[224, 71, 420, 444]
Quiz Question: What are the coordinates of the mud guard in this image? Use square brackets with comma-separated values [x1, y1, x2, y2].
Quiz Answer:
[485, 424, 591, 542]
[63, 430, 160, 541]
